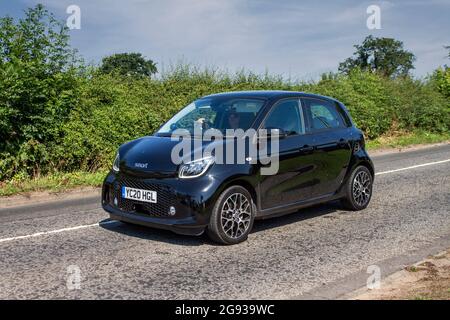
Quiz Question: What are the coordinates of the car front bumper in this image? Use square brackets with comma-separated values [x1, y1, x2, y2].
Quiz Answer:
[101, 171, 220, 236]
[103, 204, 206, 235]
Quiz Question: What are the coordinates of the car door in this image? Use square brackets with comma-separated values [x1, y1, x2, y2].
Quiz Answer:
[302, 97, 353, 198]
[258, 98, 318, 210]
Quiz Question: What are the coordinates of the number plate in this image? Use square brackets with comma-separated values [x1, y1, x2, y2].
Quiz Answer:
[121, 186, 157, 203]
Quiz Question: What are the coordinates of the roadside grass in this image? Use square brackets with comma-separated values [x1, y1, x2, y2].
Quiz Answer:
[406, 266, 418, 272]
[366, 130, 450, 150]
[0, 170, 108, 197]
[0, 131, 449, 197]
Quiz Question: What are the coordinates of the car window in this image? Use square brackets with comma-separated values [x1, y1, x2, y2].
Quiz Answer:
[263, 99, 305, 135]
[305, 99, 345, 130]
[157, 98, 265, 134]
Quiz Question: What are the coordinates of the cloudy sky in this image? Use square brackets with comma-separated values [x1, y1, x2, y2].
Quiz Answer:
[1, 0, 449, 79]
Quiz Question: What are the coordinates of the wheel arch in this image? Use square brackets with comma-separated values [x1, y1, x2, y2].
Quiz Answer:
[337, 157, 374, 198]
[218, 176, 259, 213]
[357, 159, 375, 179]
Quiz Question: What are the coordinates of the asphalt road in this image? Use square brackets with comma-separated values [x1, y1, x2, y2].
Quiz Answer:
[0, 144, 449, 299]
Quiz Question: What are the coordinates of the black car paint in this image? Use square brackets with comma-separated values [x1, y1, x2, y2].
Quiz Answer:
[102, 91, 374, 236]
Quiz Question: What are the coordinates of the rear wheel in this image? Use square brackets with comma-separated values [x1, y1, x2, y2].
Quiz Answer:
[341, 165, 373, 210]
[207, 186, 255, 245]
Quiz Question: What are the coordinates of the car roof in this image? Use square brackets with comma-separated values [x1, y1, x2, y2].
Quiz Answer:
[203, 90, 340, 103]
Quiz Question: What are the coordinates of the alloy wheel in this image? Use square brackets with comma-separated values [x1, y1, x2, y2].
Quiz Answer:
[220, 193, 252, 239]
[352, 170, 372, 207]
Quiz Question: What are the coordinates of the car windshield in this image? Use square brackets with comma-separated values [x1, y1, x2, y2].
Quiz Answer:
[156, 97, 265, 135]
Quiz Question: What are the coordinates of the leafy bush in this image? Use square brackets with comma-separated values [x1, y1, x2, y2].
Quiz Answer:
[0, 5, 80, 180]
[387, 76, 449, 133]
[49, 67, 448, 178]
[430, 67, 450, 98]
[1, 63, 449, 181]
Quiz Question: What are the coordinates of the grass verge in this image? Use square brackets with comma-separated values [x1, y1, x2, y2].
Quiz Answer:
[0, 131, 449, 197]
[366, 130, 450, 150]
[0, 170, 108, 197]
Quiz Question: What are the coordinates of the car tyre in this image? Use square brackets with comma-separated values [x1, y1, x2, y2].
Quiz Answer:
[341, 165, 373, 211]
[207, 186, 256, 245]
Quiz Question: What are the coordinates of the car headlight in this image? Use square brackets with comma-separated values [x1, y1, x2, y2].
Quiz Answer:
[112, 152, 120, 173]
[179, 156, 214, 179]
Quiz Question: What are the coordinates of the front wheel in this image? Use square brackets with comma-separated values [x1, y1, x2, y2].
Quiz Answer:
[341, 165, 373, 211]
[207, 186, 256, 245]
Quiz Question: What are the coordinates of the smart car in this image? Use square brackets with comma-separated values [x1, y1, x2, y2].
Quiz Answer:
[102, 91, 374, 244]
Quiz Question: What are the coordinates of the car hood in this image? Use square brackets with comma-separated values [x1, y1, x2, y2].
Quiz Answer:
[118, 136, 219, 177]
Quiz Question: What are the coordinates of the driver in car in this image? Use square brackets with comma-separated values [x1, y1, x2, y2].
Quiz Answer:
[227, 111, 240, 130]
[195, 110, 241, 131]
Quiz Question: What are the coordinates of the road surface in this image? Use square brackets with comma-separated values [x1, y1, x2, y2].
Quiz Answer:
[0, 144, 449, 299]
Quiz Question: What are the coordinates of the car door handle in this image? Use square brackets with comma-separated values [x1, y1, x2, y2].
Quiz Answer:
[337, 138, 348, 147]
[299, 145, 314, 153]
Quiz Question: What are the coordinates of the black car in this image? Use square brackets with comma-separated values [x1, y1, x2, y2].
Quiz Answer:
[102, 91, 374, 244]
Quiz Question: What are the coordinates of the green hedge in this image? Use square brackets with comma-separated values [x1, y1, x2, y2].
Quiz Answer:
[1, 66, 449, 181]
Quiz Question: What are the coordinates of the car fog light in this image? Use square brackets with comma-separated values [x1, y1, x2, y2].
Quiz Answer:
[169, 206, 176, 216]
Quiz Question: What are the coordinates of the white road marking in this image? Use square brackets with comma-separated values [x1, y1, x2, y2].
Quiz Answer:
[0, 221, 118, 244]
[375, 159, 450, 176]
[0, 158, 449, 244]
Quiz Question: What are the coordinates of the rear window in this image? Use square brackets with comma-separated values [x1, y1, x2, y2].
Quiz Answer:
[304, 98, 346, 131]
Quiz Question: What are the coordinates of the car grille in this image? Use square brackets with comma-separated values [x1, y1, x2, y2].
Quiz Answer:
[111, 176, 175, 218]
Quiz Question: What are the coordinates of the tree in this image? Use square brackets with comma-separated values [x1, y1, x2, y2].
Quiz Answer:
[99, 53, 157, 77]
[445, 45, 450, 59]
[0, 4, 78, 71]
[0, 4, 80, 179]
[339, 35, 416, 77]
